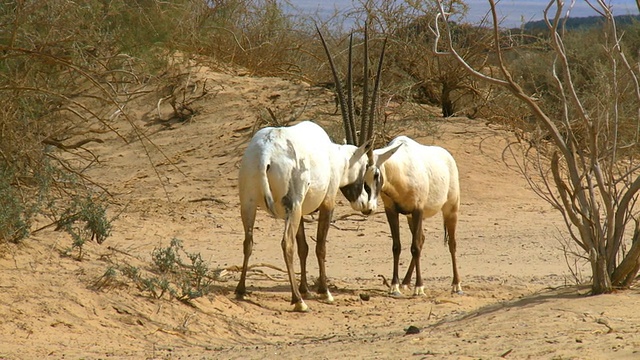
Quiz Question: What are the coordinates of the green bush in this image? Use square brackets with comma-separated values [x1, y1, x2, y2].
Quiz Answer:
[0, 167, 30, 243]
[0, 1, 318, 249]
[58, 196, 113, 259]
[0, 0, 178, 246]
[109, 238, 219, 303]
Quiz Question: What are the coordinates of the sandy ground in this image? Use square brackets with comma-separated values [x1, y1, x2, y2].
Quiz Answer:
[1, 58, 640, 359]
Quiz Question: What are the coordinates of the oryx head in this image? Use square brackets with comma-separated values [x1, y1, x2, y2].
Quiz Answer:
[360, 142, 402, 214]
[318, 23, 394, 215]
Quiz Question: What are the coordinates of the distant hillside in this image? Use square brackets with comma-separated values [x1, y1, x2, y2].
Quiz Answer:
[522, 14, 640, 31]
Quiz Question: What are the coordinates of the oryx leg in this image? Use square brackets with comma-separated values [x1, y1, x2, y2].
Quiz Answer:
[409, 210, 426, 296]
[295, 218, 311, 298]
[401, 258, 415, 291]
[385, 206, 403, 296]
[401, 215, 426, 290]
[315, 202, 334, 302]
[282, 205, 308, 312]
[444, 210, 462, 294]
[235, 200, 257, 299]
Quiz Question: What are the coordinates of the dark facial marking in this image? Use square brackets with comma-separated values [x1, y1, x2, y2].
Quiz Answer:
[372, 169, 383, 198]
[363, 167, 383, 201]
[340, 168, 365, 202]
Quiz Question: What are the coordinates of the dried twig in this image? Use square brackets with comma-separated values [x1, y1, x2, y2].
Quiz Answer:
[500, 349, 513, 358]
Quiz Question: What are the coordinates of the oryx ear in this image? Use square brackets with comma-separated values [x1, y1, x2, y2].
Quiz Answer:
[375, 142, 402, 167]
[349, 138, 373, 166]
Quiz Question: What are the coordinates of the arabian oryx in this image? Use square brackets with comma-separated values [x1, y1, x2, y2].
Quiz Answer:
[235, 25, 399, 312]
[363, 137, 462, 296]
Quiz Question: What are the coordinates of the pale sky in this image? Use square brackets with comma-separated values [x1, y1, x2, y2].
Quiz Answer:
[466, 0, 639, 27]
[288, 0, 640, 28]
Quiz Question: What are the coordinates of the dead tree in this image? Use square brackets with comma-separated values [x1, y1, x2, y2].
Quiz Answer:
[433, 0, 640, 294]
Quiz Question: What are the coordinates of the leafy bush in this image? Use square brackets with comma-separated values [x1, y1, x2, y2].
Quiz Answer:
[112, 238, 218, 303]
[0, 0, 182, 246]
[0, 167, 30, 243]
[0, 0, 320, 248]
[58, 196, 113, 259]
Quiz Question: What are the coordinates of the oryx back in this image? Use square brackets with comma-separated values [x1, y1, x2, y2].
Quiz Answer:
[381, 136, 459, 217]
[239, 121, 335, 219]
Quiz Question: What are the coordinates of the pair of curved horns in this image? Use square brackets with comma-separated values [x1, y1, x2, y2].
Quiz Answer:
[316, 22, 387, 159]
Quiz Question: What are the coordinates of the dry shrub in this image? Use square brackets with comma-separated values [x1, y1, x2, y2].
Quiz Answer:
[171, 0, 317, 79]
[0, 0, 178, 244]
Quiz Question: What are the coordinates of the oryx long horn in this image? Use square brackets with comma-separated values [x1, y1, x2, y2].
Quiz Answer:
[346, 34, 357, 145]
[367, 35, 387, 148]
[359, 24, 370, 147]
[316, 25, 356, 146]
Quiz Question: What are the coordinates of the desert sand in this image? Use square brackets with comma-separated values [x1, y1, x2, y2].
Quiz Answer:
[1, 58, 639, 359]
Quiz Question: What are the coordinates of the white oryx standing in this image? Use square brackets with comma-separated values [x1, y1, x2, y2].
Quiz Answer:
[236, 121, 382, 312]
[362, 136, 462, 296]
[235, 25, 399, 312]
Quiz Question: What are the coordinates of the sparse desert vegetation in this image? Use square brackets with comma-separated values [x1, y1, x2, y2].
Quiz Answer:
[1, 1, 640, 358]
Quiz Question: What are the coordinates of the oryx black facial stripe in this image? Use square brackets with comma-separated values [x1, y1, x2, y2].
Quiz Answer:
[372, 168, 382, 198]
[364, 183, 372, 198]
[339, 168, 365, 202]
[363, 167, 383, 201]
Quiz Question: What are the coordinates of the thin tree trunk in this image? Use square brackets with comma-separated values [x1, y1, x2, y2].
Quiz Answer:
[611, 229, 640, 286]
[591, 249, 613, 294]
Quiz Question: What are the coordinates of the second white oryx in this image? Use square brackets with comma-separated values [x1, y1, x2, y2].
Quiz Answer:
[235, 25, 399, 312]
[363, 136, 462, 296]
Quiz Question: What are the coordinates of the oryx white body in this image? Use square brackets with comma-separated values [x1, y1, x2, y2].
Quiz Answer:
[363, 136, 462, 296]
[236, 121, 382, 312]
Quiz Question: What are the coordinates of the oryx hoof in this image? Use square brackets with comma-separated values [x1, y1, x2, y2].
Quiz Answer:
[451, 284, 463, 295]
[318, 290, 334, 303]
[413, 286, 426, 296]
[293, 301, 309, 312]
[389, 284, 403, 297]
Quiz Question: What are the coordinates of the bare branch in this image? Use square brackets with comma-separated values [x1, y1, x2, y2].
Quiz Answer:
[430, 0, 640, 292]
